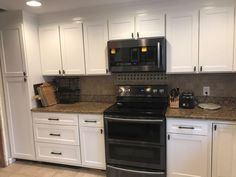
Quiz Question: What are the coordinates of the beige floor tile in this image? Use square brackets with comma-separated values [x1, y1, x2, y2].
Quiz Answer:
[0, 171, 11, 177]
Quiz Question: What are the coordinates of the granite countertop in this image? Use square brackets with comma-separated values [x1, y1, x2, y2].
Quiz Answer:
[166, 105, 236, 121]
[31, 102, 113, 114]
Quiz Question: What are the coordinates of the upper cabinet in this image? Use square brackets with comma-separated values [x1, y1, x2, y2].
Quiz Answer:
[39, 23, 85, 76]
[108, 13, 165, 40]
[83, 20, 109, 75]
[167, 11, 199, 73]
[199, 7, 234, 73]
[0, 24, 27, 77]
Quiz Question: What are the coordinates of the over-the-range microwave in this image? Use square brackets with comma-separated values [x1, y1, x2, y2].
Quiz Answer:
[107, 37, 166, 73]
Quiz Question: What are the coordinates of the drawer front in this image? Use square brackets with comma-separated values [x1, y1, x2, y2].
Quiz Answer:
[34, 124, 79, 145]
[32, 112, 78, 125]
[35, 142, 81, 166]
[167, 119, 209, 135]
[79, 114, 104, 127]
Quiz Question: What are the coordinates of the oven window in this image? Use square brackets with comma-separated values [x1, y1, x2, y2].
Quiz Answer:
[107, 121, 163, 144]
[107, 143, 164, 169]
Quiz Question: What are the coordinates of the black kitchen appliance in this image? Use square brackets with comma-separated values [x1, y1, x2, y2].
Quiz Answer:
[104, 85, 168, 177]
[179, 92, 195, 109]
[108, 37, 166, 73]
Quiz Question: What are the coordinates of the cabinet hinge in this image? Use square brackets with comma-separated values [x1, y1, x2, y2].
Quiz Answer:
[214, 125, 217, 131]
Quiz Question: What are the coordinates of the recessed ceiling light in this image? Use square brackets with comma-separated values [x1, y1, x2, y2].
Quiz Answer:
[26, 0, 42, 7]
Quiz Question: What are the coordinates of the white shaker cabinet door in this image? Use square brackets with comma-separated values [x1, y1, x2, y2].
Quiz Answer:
[167, 11, 199, 73]
[60, 23, 85, 75]
[84, 20, 108, 75]
[167, 133, 209, 177]
[136, 13, 165, 38]
[108, 16, 135, 40]
[199, 7, 234, 72]
[4, 77, 35, 160]
[80, 127, 106, 170]
[39, 25, 62, 76]
[0, 24, 26, 77]
[212, 124, 236, 177]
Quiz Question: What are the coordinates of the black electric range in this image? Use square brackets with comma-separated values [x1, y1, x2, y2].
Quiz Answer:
[104, 85, 168, 177]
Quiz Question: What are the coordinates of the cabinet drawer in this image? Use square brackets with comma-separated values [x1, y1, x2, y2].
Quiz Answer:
[79, 114, 104, 127]
[35, 142, 81, 166]
[32, 112, 78, 125]
[167, 119, 209, 135]
[34, 124, 79, 145]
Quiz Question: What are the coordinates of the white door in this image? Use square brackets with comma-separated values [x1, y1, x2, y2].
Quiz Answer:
[167, 11, 199, 73]
[84, 20, 109, 75]
[0, 24, 26, 77]
[108, 17, 135, 40]
[60, 23, 85, 75]
[80, 127, 105, 169]
[4, 77, 35, 160]
[212, 124, 236, 177]
[199, 7, 234, 72]
[39, 25, 62, 76]
[167, 133, 209, 177]
[136, 13, 165, 37]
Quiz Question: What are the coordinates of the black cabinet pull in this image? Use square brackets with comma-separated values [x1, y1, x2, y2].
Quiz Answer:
[23, 72, 26, 76]
[178, 126, 195, 130]
[137, 32, 139, 38]
[168, 134, 170, 140]
[51, 152, 62, 155]
[100, 129, 103, 134]
[214, 125, 217, 131]
[85, 120, 97, 123]
[194, 66, 196, 72]
[24, 78, 27, 82]
[48, 118, 59, 121]
[200, 66, 203, 72]
[62, 70, 65, 74]
[131, 33, 134, 38]
[106, 69, 109, 73]
[49, 133, 61, 137]
[59, 70, 61, 75]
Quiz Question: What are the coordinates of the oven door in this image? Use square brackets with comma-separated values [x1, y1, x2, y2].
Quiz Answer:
[107, 165, 166, 177]
[104, 117, 166, 170]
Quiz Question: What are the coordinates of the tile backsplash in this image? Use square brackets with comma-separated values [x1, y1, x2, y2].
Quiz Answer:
[78, 73, 236, 102]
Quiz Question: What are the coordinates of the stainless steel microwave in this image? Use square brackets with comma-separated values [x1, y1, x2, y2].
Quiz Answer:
[108, 37, 166, 73]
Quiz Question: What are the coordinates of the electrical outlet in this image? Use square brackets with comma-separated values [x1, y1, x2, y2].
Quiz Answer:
[203, 86, 210, 96]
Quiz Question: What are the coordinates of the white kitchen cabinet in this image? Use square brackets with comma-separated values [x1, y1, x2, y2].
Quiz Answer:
[39, 23, 85, 76]
[0, 24, 26, 77]
[83, 20, 108, 75]
[167, 119, 210, 177]
[79, 114, 106, 170]
[4, 77, 35, 160]
[60, 23, 85, 75]
[199, 7, 234, 72]
[39, 25, 62, 75]
[109, 13, 165, 40]
[108, 16, 135, 40]
[80, 127, 106, 169]
[136, 13, 165, 37]
[212, 124, 236, 177]
[167, 11, 199, 73]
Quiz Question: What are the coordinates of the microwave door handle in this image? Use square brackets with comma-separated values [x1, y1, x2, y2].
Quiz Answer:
[157, 42, 161, 68]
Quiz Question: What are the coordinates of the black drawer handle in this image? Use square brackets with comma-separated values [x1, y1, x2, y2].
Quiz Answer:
[85, 120, 97, 123]
[49, 133, 61, 137]
[178, 126, 195, 130]
[48, 118, 59, 121]
[51, 152, 62, 155]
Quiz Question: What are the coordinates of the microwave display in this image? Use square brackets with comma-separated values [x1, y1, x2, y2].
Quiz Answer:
[108, 37, 166, 73]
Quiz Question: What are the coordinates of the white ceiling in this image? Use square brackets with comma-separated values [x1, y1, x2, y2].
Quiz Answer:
[0, 0, 146, 14]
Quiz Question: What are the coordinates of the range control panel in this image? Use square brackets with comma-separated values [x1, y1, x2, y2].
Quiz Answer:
[118, 85, 168, 97]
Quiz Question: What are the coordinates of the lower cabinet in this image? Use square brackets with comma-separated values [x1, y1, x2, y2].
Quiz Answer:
[167, 119, 210, 177]
[79, 114, 106, 170]
[212, 124, 236, 177]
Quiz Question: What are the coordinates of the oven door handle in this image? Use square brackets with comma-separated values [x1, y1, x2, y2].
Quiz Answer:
[104, 117, 163, 122]
[107, 165, 165, 175]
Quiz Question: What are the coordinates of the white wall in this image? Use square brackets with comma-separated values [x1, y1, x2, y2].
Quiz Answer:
[38, 0, 236, 25]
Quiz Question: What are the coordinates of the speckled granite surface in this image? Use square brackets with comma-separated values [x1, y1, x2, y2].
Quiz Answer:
[166, 105, 236, 121]
[31, 102, 113, 114]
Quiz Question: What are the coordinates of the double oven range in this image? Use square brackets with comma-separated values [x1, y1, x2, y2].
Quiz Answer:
[104, 85, 168, 177]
